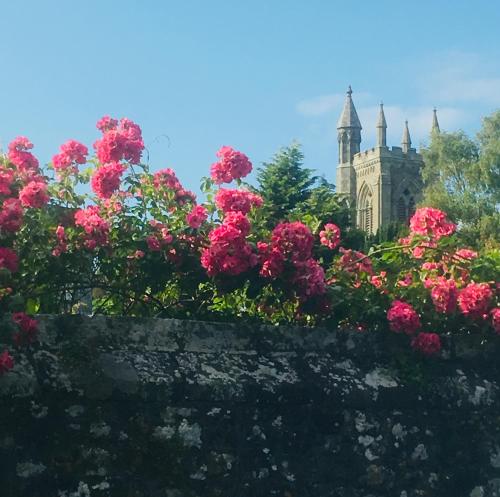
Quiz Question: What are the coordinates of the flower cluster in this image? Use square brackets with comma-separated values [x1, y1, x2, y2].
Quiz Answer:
[319, 223, 341, 250]
[201, 211, 257, 276]
[93, 117, 144, 165]
[8, 136, 39, 173]
[186, 205, 208, 229]
[411, 332, 442, 356]
[146, 220, 174, 252]
[52, 140, 88, 174]
[387, 300, 421, 335]
[91, 162, 126, 199]
[0, 199, 23, 233]
[339, 247, 373, 275]
[428, 277, 458, 314]
[458, 282, 493, 319]
[409, 207, 456, 240]
[210, 146, 252, 184]
[0, 247, 19, 273]
[0, 350, 14, 376]
[152, 168, 196, 206]
[74, 206, 110, 250]
[259, 222, 325, 299]
[19, 181, 49, 208]
[214, 188, 263, 214]
[12, 312, 39, 345]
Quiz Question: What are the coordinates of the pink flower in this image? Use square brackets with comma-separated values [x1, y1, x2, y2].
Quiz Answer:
[52, 140, 88, 174]
[387, 300, 421, 335]
[0, 350, 14, 375]
[12, 312, 39, 345]
[96, 116, 118, 133]
[491, 308, 500, 334]
[422, 262, 441, 271]
[270, 222, 314, 263]
[339, 247, 373, 275]
[93, 117, 144, 165]
[186, 205, 208, 229]
[429, 277, 458, 314]
[19, 181, 49, 208]
[411, 332, 442, 356]
[458, 282, 493, 319]
[370, 271, 387, 289]
[292, 258, 326, 299]
[214, 188, 263, 214]
[52, 225, 68, 256]
[91, 162, 126, 199]
[201, 212, 256, 276]
[0, 247, 19, 273]
[454, 248, 478, 261]
[319, 223, 341, 250]
[210, 146, 252, 184]
[153, 168, 182, 190]
[0, 168, 14, 196]
[0, 199, 24, 232]
[146, 235, 162, 251]
[8, 136, 39, 172]
[397, 273, 413, 287]
[409, 207, 456, 240]
[74, 206, 110, 249]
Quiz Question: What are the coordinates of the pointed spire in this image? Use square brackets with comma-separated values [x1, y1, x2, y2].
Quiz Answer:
[432, 108, 440, 134]
[376, 102, 387, 147]
[402, 120, 412, 153]
[337, 85, 362, 130]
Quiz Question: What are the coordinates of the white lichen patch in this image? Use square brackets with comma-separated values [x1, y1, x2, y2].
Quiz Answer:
[153, 425, 176, 441]
[392, 423, 407, 441]
[358, 435, 374, 447]
[178, 419, 202, 448]
[470, 486, 485, 497]
[90, 422, 111, 438]
[412, 443, 429, 461]
[190, 464, 207, 480]
[66, 405, 85, 417]
[16, 461, 46, 478]
[364, 448, 379, 461]
[364, 368, 398, 390]
[490, 447, 500, 468]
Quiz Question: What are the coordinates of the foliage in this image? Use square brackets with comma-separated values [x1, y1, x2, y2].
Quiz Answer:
[0, 118, 499, 375]
[421, 111, 500, 247]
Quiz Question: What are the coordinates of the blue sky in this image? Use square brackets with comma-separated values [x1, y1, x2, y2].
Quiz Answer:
[1, 0, 499, 193]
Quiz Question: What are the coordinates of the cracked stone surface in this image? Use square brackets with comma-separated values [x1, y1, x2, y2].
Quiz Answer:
[1, 314, 500, 496]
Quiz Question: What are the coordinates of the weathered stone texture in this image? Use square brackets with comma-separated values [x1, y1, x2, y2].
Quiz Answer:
[1, 315, 500, 496]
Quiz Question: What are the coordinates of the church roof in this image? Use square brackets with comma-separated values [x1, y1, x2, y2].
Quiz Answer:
[337, 86, 362, 129]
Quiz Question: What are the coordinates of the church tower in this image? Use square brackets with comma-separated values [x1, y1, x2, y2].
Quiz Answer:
[335, 88, 431, 235]
[336, 86, 362, 204]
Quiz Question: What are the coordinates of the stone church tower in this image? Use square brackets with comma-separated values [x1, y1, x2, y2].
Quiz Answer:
[336, 87, 437, 234]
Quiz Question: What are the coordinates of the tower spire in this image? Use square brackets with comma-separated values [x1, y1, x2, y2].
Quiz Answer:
[432, 108, 440, 134]
[402, 120, 412, 153]
[376, 102, 387, 147]
[337, 85, 362, 130]
[336, 86, 362, 202]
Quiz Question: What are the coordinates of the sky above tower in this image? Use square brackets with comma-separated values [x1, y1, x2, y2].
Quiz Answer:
[0, 0, 499, 193]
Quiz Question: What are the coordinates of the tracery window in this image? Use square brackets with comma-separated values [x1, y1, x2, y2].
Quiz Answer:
[358, 184, 373, 233]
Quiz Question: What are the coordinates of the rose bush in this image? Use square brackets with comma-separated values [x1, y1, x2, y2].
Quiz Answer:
[0, 116, 499, 375]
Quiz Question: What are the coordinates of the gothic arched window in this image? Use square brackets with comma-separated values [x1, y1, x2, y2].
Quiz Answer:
[358, 184, 373, 233]
[397, 197, 407, 222]
[408, 197, 416, 219]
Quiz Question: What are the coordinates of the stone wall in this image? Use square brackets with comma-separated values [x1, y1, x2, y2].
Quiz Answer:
[1, 315, 500, 497]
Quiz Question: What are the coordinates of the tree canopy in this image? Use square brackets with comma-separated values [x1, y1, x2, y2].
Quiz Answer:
[421, 111, 500, 247]
[254, 143, 352, 233]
